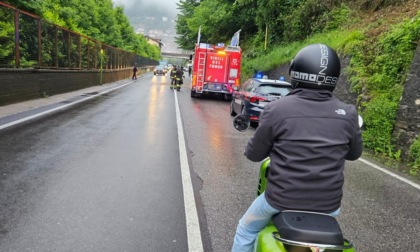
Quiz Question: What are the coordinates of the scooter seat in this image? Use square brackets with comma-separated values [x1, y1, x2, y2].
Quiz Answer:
[272, 210, 344, 246]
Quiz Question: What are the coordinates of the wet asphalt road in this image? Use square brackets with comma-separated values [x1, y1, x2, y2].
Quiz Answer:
[0, 75, 187, 251]
[0, 73, 419, 252]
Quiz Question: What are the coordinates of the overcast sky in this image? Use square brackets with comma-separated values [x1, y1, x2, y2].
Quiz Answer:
[113, 0, 179, 17]
[112, 0, 181, 53]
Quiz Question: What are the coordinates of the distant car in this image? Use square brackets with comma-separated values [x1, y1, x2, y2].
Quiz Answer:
[230, 78, 292, 127]
[162, 65, 168, 71]
[154, 65, 166, 75]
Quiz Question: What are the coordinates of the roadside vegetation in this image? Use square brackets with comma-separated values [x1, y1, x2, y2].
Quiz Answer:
[1, 0, 160, 61]
[176, 0, 420, 177]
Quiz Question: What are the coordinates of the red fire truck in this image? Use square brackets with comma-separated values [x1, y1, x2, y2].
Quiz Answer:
[190, 43, 241, 100]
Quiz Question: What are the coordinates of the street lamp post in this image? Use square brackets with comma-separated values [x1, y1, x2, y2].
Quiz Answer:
[100, 49, 104, 85]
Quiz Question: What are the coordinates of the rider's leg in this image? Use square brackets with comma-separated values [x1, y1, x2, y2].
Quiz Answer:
[329, 208, 341, 217]
[231, 192, 280, 252]
[232, 192, 341, 252]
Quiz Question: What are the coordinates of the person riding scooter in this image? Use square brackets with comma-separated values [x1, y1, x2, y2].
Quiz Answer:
[231, 44, 363, 252]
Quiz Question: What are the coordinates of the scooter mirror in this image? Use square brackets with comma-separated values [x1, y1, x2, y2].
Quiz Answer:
[233, 115, 250, 132]
[358, 115, 363, 128]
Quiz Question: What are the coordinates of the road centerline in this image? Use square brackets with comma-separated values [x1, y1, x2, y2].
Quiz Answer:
[174, 90, 204, 252]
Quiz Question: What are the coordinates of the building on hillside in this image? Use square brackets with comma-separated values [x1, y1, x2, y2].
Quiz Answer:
[144, 35, 163, 51]
[135, 27, 145, 34]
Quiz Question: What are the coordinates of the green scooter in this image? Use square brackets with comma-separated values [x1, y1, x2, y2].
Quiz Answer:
[233, 115, 359, 252]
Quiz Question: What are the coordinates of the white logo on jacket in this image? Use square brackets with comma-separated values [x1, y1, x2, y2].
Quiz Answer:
[335, 109, 346, 115]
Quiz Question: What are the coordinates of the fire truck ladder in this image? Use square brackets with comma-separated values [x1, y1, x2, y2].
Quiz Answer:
[196, 52, 206, 93]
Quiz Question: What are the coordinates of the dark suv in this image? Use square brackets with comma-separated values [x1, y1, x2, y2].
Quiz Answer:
[230, 78, 292, 127]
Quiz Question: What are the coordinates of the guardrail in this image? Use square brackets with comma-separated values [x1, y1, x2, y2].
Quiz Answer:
[0, 2, 157, 70]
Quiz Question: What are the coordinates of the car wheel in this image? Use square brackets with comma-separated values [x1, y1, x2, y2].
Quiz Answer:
[230, 99, 237, 116]
[191, 90, 196, 98]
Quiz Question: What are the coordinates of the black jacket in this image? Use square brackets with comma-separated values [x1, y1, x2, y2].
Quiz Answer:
[175, 69, 184, 79]
[244, 88, 363, 213]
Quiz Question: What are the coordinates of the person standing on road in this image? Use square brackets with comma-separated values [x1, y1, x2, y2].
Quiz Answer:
[170, 66, 178, 89]
[175, 67, 184, 81]
[231, 44, 363, 252]
[175, 66, 185, 90]
[132, 64, 138, 80]
[188, 65, 192, 77]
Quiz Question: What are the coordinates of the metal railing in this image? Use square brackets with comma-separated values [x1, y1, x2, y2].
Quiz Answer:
[0, 2, 157, 70]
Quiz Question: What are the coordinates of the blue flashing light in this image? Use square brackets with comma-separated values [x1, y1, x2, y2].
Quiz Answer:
[279, 76, 285, 81]
[255, 71, 264, 79]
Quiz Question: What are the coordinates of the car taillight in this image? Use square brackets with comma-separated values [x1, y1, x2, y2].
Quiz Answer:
[249, 115, 259, 121]
[250, 96, 268, 104]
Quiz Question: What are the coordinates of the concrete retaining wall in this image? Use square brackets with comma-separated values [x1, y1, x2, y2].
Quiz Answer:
[393, 46, 420, 159]
[0, 67, 150, 106]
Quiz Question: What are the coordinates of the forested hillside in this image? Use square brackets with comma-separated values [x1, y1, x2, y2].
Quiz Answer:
[2, 0, 160, 60]
[176, 0, 420, 177]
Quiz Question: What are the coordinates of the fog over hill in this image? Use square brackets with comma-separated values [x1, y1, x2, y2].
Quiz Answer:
[113, 0, 181, 53]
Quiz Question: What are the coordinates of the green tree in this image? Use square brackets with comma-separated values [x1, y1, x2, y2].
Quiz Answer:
[187, 0, 232, 44]
[176, 0, 258, 49]
[0, 7, 15, 65]
[114, 6, 136, 49]
[175, 0, 201, 50]
[3, 0, 43, 14]
[36, 0, 158, 60]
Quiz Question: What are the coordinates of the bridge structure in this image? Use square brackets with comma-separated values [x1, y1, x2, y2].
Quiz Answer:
[161, 51, 191, 59]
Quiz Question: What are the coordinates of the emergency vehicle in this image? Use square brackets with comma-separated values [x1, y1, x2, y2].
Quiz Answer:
[190, 43, 241, 100]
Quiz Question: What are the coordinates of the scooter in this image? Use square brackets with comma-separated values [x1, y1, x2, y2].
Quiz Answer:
[233, 115, 360, 252]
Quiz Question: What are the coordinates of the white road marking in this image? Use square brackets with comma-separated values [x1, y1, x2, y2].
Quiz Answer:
[174, 90, 204, 252]
[359, 158, 420, 190]
[0, 81, 135, 131]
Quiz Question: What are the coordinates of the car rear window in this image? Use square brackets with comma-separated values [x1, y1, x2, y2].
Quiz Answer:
[257, 84, 291, 96]
[156, 66, 164, 70]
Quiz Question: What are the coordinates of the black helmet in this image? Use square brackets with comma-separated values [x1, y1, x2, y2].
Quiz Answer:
[289, 44, 340, 91]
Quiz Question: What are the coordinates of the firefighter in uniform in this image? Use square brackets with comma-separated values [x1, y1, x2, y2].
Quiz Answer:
[170, 66, 177, 89]
[175, 67, 185, 91]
